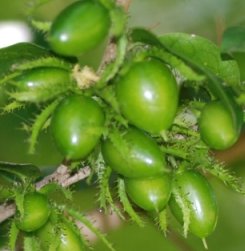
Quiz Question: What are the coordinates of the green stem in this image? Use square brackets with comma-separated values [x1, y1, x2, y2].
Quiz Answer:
[202, 238, 208, 250]
[160, 130, 169, 141]
[160, 146, 187, 159]
[172, 124, 199, 137]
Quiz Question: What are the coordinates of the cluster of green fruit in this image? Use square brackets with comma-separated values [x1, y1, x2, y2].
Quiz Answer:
[16, 192, 85, 250]
[3, 0, 243, 250]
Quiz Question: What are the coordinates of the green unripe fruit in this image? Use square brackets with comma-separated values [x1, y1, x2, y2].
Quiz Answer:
[51, 95, 105, 160]
[125, 175, 172, 212]
[101, 127, 168, 178]
[48, 1, 111, 57]
[12, 67, 72, 103]
[116, 59, 179, 134]
[16, 192, 50, 232]
[199, 101, 240, 150]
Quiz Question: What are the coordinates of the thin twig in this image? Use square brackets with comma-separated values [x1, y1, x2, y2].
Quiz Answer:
[0, 164, 91, 224]
[0, 203, 16, 224]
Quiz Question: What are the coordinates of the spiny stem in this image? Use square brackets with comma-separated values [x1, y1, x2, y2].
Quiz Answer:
[172, 124, 199, 137]
[160, 146, 188, 159]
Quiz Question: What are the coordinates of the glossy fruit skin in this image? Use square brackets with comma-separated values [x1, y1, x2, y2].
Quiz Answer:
[125, 174, 172, 212]
[12, 67, 71, 102]
[116, 59, 178, 134]
[16, 192, 50, 232]
[199, 101, 240, 150]
[169, 171, 218, 238]
[48, 1, 110, 56]
[51, 94, 105, 160]
[101, 127, 168, 178]
[37, 221, 85, 251]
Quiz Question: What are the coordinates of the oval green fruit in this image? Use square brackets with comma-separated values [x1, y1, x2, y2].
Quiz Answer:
[16, 192, 50, 232]
[51, 94, 105, 160]
[101, 127, 167, 178]
[125, 175, 172, 212]
[48, 1, 111, 56]
[169, 171, 218, 238]
[12, 67, 72, 103]
[199, 101, 240, 150]
[116, 59, 179, 134]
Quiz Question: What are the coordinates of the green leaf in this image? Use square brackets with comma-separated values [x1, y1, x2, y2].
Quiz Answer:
[219, 59, 241, 87]
[130, 28, 163, 48]
[159, 33, 242, 87]
[8, 221, 19, 251]
[221, 26, 245, 53]
[0, 161, 41, 182]
[0, 43, 50, 80]
[159, 33, 221, 76]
